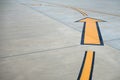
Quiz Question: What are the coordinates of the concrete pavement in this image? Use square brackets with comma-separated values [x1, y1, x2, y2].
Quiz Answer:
[0, 0, 120, 80]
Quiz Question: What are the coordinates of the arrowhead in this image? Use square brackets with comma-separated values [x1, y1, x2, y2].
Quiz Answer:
[75, 17, 106, 22]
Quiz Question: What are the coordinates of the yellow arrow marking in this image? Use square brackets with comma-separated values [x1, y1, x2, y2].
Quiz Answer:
[78, 51, 95, 80]
[85, 20, 100, 44]
[76, 17, 105, 45]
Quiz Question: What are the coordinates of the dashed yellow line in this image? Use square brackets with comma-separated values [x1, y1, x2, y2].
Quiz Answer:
[70, 7, 88, 16]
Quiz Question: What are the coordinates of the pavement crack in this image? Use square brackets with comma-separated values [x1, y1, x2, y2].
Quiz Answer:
[0, 44, 80, 59]
[104, 38, 120, 42]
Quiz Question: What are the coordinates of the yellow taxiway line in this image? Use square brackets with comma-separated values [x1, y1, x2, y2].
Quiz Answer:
[78, 51, 95, 80]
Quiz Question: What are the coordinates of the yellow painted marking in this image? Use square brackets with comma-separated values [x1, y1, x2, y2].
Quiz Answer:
[85, 21, 100, 44]
[70, 7, 88, 16]
[80, 17, 104, 44]
[80, 51, 93, 80]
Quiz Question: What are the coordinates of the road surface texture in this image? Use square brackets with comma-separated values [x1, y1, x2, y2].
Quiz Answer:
[0, 0, 120, 80]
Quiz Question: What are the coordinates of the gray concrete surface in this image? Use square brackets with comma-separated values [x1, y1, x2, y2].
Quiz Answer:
[0, 0, 120, 80]
[19, 0, 120, 49]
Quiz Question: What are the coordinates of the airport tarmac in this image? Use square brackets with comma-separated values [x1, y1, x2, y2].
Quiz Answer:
[0, 0, 120, 80]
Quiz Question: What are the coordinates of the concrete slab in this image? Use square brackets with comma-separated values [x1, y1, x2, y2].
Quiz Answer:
[19, 0, 120, 49]
[0, 0, 120, 80]
[0, 0, 81, 58]
[0, 45, 120, 80]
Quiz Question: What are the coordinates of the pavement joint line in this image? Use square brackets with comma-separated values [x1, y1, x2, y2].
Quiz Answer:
[0, 44, 80, 59]
[84, 9, 120, 17]
[32, 0, 88, 16]
[105, 43, 120, 50]
[104, 38, 120, 42]
[20, 2, 82, 33]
